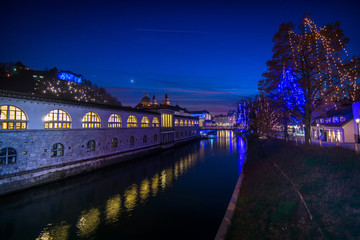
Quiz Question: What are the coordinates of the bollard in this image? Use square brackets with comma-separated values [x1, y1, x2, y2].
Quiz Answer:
[336, 140, 339, 147]
[355, 143, 358, 153]
[319, 140, 322, 147]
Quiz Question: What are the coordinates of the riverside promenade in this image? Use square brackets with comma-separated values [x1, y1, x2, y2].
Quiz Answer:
[272, 133, 360, 152]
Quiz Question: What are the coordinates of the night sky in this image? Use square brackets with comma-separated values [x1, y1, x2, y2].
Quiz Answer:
[1, 0, 359, 115]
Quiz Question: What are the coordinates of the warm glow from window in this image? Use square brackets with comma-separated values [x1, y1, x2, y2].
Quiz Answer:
[44, 109, 71, 129]
[82, 112, 101, 128]
[180, 120, 183, 127]
[184, 120, 187, 126]
[127, 115, 137, 127]
[161, 114, 173, 128]
[175, 119, 179, 127]
[152, 117, 159, 127]
[108, 114, 122, 128]
[141, 116, 150, 127]
[0, 105, 27, 130]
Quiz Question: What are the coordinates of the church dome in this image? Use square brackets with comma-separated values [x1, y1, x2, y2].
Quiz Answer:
[140, 93, 152, 106]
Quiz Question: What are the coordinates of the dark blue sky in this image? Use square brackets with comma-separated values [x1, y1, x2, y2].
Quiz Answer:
[1, 0, 359, 114]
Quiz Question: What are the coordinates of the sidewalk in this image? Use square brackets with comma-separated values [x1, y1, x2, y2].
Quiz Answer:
[288, 136, 360, 151]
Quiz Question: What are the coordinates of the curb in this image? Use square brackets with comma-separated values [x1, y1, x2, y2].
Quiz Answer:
[214, 172, 244, 240]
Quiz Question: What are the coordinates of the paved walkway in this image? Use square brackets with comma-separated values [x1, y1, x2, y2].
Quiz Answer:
[285, 136, 360, 151]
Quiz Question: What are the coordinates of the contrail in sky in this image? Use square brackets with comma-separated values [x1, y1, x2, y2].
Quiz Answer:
[133, 29, 210, 34]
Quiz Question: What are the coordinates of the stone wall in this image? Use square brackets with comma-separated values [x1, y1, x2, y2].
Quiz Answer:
[0, 93, 200, 195]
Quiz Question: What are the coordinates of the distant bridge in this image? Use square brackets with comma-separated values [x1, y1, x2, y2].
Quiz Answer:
[200, 126, 245, 131]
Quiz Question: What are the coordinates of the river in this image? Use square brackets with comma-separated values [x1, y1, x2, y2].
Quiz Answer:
[0, 130, 246, 240]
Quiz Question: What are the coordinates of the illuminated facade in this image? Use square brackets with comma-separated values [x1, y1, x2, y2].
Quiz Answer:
[311, 105, 354, 143]
[0, 91, 200, 195]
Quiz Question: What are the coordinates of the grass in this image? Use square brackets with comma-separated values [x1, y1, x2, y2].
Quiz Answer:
[225, 136, 360, 240]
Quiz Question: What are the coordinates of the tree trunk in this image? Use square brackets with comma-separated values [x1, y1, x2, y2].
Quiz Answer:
[304, 106, 312, 144]
[283, 117, 288, 141]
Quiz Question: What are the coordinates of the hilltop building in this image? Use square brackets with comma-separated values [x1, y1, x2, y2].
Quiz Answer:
[0, 61, 120, 106]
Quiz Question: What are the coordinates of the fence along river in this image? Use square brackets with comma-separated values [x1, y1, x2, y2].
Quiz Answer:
[0, 130, 246, 240]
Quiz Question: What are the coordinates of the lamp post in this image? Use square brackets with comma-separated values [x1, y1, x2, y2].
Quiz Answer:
[356, 119, 360, 143]
[316, 123, 320, 140]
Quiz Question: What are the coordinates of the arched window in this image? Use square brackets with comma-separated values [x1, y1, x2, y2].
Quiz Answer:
[127, 115, 137, 128]
[184, 120, 187, 126]
[44, 109, 71, 129]
[154, 134, 158, 143]
[180, 120, 183, 127]
[111, 138, 118, 148]
[0, 105, 27, 130]
[0, 147, 17, 164]
[141, 116, 150, 127]
[191, 121, 194, 126]
[87, 140, 96, 151]
[51, 143, 64, 157]
[129, 136, 135, 145]
[175, 119, 179, 127]
[82, 112, 101, 128]
[143, 135, 147, 143]
[152, 117, 159, 127]
[108, 114, 122, 128]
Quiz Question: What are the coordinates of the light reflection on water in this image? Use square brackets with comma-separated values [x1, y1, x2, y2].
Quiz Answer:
[0, 131, 246, 240]
[35, 150, 202, 239]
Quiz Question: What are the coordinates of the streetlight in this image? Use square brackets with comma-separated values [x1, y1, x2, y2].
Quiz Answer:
[316, 123, 320, 140]
[356, 119, 360, 143]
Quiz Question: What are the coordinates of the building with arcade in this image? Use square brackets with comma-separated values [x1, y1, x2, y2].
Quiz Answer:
[0, 90, 200, 195]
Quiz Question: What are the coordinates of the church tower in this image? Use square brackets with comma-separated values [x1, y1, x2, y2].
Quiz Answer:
[163, 93, 170, 106]
[152, 94, 158, 105]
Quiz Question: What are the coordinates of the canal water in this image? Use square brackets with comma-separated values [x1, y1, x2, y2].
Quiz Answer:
[0, 130, 246, 240]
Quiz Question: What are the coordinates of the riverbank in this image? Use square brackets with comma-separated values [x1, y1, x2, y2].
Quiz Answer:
[225, 136, 360, 239]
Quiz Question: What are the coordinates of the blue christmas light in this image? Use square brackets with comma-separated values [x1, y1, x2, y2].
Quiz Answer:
[277, 67, 305, 122]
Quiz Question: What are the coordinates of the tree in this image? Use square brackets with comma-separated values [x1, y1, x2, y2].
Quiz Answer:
[259, 16, 358, 144]
[250, 94, 279, 136]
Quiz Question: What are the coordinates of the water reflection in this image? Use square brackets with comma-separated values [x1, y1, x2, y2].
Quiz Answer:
[140, 179, 150, 202]
[77, 208, 101, 238]
[1, 131, 247, 240]
[124, 184, 138, 213]
[105, 194, 121, 224]
[36, 222, 70, 240]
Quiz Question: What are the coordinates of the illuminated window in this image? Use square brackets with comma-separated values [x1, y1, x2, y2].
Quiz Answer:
[152, 117, 159, 127]
[112, 138, 118, 148]
[191, 121, 194, 126]
[141, 116, 150, 127]
[0, 147, 17, 165]
[82, 112, 101, 128]
[180, 120, 183, 127]
[44, 109, 71, 129]
[51, 143, 64, 157]
[127, 115, 137, 128]
[108, 114, 122, 128]
[175, 119, 179, 127]
[184, 120, 187, 126]
[87, 140, 96, 151]
[129, 136, 135, 145]
[161, 114, 173, 128]
[143, 135, 147, 143]
[0, 105, 27, 130]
